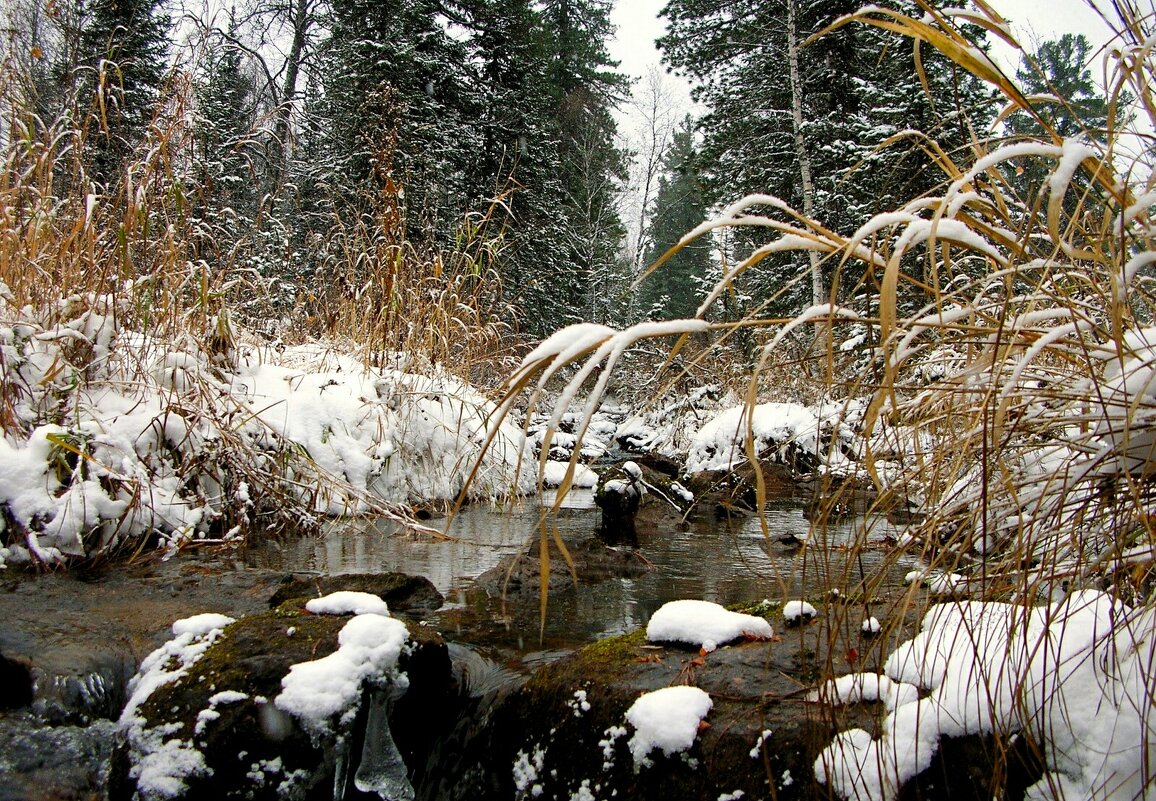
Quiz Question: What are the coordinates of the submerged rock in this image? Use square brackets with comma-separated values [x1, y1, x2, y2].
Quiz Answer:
[109, 580, 453, 801]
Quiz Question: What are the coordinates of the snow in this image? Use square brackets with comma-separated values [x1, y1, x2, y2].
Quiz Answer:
[304, 591, 389, 617]
[0, 294, 532, 565]
[749, 729, 773, 758]
[783, 600, 817, 624]
[541, 459, 599, 489]
[275, 609, 409, 736]
[513, 745, 547, 795]
[685, 402, 823, 474]
[807, 673, 920, 712]
[815, 591, 1156, 801]
[118, 613, 235, 800]
[646, 599, 774, 653]
[624, 685, 713, 768]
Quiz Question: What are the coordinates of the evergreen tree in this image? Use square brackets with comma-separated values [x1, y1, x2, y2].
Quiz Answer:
[74, 0, 172, 186]
[460, 0, 631, 335]
[193, 31, 259, 218]
[658, 0, 994, 315]
[461, 0, 573, 335]
[1005, 33, 1122, 207]
[536, 0, 630, 332]
[640, 116, 709, 321]
[317, 0, 482, 241]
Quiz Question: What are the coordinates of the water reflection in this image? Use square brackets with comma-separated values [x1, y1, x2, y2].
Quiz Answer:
[250, 493, 918, 651]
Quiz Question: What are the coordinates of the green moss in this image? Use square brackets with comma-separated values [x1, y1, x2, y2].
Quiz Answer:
[574, 629, 647, 671]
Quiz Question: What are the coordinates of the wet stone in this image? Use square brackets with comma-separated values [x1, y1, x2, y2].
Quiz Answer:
[267, 572, 444, 615]
[0, 712, 116, 801]
[109, 596, 454, 801]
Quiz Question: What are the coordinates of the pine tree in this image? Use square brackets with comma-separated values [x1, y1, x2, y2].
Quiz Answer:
[461, 0, 631, 335]
[317, 0, 482, 241]
[193, 31, 259, 218]
[1005, 33, 1122, 207]
[536, 0, 630, 331]
[74, 0, 172, 187]
[658, 0, 994, 316]
[640, 117, 710, 321]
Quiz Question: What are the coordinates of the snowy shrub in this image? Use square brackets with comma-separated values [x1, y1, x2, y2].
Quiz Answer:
[0, 295, 531, 566]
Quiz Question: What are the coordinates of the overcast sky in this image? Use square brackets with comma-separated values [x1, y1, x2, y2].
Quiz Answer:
[608, 0, 1123, 94]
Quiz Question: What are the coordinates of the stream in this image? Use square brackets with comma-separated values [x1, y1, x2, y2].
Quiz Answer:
[0, 489, 919, 799]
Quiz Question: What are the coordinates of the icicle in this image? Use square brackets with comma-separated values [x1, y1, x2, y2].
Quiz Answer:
[354, 685, 414, 801]
[333, 737, 350, 801]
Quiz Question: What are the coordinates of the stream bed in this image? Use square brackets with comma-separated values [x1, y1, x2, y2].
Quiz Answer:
[0, 490, 919, 799]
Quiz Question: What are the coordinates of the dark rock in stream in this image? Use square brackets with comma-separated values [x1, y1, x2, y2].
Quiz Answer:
[594, 462, 645, 546]
[267, 572, 444, 615]
[109, 586, 454, 801]
[472, 536, 650, 600]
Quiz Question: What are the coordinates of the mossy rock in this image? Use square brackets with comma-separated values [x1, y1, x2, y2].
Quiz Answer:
[267, 572, 444, 615]
[109, 598, 452, 801]
[447, 604, 1040, 801]
[444, 610, 865, 801]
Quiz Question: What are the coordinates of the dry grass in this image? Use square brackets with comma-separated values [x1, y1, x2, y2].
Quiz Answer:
[0, 51, 521, 558]
[479, 2, 1156, 791]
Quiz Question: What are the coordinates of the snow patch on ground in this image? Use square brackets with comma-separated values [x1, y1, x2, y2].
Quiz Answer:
[646, 599, 774, 653]
[625, 685, 713, 769]
[783, 600, 817, 624]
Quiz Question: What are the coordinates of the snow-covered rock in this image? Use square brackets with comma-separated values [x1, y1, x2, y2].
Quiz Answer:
[646, 599, 774, 653]
[815, 590, 1156, 801]
[625, 685, 713, 769]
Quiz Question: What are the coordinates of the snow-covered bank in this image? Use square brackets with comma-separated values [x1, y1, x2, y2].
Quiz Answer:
[815, 590, 1156, 801]
[0, 293, 531, 567]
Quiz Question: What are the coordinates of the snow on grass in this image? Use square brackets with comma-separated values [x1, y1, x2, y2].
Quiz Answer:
[647, 599, 774, 653]
[814, 590, 1156, 801]
[0, 293, 532, 565]
[625, 685, 713, 769]
[118, 613, 236, 800]
[275, 594, 409, 737]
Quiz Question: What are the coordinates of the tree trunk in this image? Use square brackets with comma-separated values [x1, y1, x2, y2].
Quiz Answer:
[786, 0, 824, 309]
[270, 0, 310, 190]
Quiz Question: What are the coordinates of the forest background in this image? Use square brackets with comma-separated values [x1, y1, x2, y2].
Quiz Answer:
[1, 0, 1121, 378]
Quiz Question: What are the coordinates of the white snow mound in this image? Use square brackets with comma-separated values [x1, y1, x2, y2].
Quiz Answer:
[305, 591, 389, 617]
[647, 599, 774, 653]
[625, 685, 713, 768]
